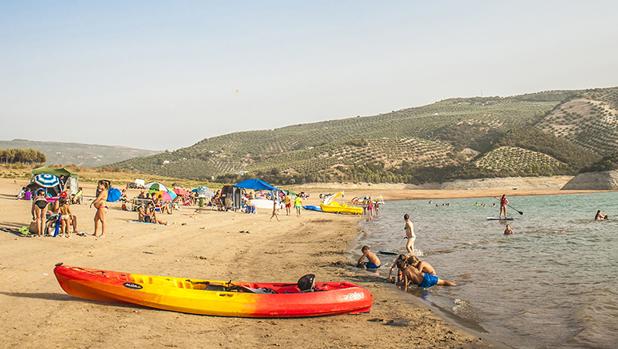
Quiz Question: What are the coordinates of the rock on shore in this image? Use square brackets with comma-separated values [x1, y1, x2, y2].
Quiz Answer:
[562, 170, 618, 190]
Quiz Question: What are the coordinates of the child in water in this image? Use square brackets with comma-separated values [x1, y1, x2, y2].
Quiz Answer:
[357, 246, 381, 270]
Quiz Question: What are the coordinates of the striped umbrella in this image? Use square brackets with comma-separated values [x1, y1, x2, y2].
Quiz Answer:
[34, 174, 60, 188]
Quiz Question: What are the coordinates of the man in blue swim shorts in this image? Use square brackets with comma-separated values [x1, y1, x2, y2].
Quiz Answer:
[357, 246, 382, 270]
[397, 258, 456, 291]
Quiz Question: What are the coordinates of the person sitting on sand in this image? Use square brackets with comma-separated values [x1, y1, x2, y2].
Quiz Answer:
[388, 254, 408, 283]
[396, 257, 455, 291]
[595, 210, 608, 221]
[145, 203, 167, 225]
[504, 224, 514, 235]
[357, 246, 381, 270]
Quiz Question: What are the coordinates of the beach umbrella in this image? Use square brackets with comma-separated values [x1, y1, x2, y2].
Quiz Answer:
[166, 190, 177, 200]
[160, 191, 173, 202]
[34, 174, 60, 188]
[173, 188, 190, 196]
[145, 182, 169, 193]
[107, 188, 122, 202]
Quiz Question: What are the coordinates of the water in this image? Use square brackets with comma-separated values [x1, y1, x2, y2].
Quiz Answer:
[357, 193, 618, 349]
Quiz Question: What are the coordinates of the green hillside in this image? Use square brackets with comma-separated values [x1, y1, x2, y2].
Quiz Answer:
[0, 139, 159, 167]
[114, 87, 618, 184]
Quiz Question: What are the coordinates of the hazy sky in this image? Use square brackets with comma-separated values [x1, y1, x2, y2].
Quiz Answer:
[1, 1, 617, 150]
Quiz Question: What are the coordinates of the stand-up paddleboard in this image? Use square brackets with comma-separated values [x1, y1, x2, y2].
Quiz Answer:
[303, 205, 322, 212]
[487, 217, 514, 221]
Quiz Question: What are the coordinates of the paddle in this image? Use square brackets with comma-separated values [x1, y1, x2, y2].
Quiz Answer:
[494, 197, 524, 215]
[378, 251, 398, 256]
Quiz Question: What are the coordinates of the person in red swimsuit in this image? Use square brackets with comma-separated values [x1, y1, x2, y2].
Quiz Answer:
[499, 194, 508, 219]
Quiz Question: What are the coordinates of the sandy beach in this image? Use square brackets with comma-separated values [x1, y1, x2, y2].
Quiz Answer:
[0, 178, 489, 349]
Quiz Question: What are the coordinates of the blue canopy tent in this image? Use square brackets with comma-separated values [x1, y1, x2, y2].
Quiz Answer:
[234, 178, 279, 192]
[232, 178, 282, 211]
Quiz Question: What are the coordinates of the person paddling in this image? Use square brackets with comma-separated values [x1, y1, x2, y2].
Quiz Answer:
[595, 210, 608, 221]
[499, 194, 508, 219]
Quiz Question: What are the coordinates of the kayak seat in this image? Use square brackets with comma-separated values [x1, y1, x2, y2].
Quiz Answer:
[298, 274, 316, 292]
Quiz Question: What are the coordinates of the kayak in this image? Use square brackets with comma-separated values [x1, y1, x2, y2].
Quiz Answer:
[487, 217, 514, 221]
[320, 202, 363, 215]
[303, 205, 322, 212]
[53, 264, 372, 318]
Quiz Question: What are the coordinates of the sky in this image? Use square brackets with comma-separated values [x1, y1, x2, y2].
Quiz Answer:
[1, 1, 617, 150]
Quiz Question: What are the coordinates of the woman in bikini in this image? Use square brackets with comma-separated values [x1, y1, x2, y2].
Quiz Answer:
[91, 180, 108, 238]
[32, 189, 48, 237]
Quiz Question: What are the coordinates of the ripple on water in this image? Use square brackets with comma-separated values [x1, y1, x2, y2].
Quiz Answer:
[356, 192, 618, 348]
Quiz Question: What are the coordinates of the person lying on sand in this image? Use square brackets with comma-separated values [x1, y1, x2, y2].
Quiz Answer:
[396, 257, 455, 291]
[357, 246, 381, 270]
[595, 210, 608, 221]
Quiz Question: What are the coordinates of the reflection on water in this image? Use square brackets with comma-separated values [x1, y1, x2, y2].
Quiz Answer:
[357, 192, 618, 349]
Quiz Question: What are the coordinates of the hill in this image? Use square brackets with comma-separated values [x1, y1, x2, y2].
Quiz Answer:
[0, 139, 159, 167]
[114, 87, 618, 184]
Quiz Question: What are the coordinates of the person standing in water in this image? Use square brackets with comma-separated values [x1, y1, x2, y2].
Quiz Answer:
[91, 180, 109, 238]
[404, 213, 416, 255]
[499, 194, 509, 219]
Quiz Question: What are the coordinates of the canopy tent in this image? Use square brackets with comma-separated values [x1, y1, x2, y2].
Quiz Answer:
[234, 178, 279, 192]
[32, 167, 75, 178]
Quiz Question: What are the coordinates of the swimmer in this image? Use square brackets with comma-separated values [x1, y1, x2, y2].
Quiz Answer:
[595, 210, 608, 221]
[504, 224, 514, 235]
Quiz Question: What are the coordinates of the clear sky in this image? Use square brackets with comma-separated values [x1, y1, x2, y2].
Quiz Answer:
[1, 1, 617, 150]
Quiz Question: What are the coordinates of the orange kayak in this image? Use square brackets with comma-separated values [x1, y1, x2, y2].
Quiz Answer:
[53, 264, 373, 318]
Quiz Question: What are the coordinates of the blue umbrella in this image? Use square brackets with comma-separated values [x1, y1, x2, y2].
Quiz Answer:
[34, 174, 60, 188]
[107, 188, 122, 202]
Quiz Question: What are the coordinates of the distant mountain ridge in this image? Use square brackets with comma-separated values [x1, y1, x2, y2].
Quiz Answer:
[113, 86, 618, 184]
[0, 139, 159, 167]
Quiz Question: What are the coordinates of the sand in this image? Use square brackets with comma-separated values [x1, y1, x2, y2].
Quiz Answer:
[0, 178, 493, 349]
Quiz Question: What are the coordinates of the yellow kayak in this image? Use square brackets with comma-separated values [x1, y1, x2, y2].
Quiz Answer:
[320, 202, 363, 215]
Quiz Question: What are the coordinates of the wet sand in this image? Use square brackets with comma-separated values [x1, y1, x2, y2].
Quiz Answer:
[0, 178, 487, 349]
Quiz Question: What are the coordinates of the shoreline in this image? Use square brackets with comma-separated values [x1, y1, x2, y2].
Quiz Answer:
[351, 219, 508, 349]
[0, 178, 489, 348]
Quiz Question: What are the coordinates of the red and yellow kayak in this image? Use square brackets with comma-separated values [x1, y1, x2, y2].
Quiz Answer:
[53, 264, 373, 318]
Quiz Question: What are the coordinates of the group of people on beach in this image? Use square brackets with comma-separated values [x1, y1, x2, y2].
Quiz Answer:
[28, 180, 109, 239]
[357, 213, 455, 290]
[270, 193, 303, 220]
